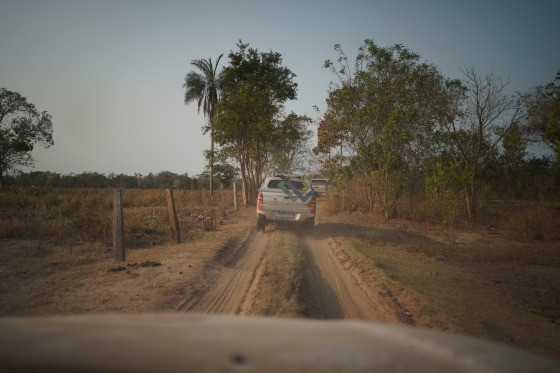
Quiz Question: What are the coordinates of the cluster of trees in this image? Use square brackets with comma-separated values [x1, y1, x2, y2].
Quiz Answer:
[315, 40, 559, 219]
[0, 88, 54, 187]
[184, 41, 313, 206]
[4, 38, 557, 218]
[3, 170, 233, 190]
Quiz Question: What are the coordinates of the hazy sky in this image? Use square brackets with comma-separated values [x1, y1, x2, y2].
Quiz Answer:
[1, 0, 559, 176]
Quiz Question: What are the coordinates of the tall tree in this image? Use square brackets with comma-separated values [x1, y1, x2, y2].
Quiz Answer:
[522, 70, 560, 159]
[481, 121, 527, 200]
[183, 54, 224, 194]
[214, 41, 298, 205]
[438, 68, 523, 218]
[0, 88, 54, 187]
[317, 40, 446, 217]
[270, 113, 312, 175]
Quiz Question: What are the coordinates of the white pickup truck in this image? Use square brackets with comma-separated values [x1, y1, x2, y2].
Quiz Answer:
[256, 175, 317, 232]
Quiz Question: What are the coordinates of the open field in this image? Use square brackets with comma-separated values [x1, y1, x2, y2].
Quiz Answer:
[1, 188, 559, 361]
[0, 187, 236, 246]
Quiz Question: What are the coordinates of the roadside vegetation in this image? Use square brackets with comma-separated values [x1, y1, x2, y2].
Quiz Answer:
[0, 187, 235, 246]
[315, 40, 559, 235]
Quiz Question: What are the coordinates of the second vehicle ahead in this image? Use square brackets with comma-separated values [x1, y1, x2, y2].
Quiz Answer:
[311, 178, 331, 195]
[256, 175, 316, 232]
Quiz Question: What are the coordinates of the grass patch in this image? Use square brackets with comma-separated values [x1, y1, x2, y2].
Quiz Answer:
[503, 205, 560, 241]
[338, 236, 560, 358]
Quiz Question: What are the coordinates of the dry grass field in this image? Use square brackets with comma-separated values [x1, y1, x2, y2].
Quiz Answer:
[0, 187, 236, 246]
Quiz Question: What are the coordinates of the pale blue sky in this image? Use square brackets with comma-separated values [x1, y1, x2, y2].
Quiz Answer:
[1, 0, 558, 176]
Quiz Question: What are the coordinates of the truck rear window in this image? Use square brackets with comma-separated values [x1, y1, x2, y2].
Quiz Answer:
[267, 180, 306, 190]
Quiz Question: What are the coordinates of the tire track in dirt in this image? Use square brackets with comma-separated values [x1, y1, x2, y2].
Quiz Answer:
[178, 230, 270, 314]
[298, 235, 345, 319]
[299, 227, 403, 323]
[300, 234, 381, 320]
[178, 223, 404, 323]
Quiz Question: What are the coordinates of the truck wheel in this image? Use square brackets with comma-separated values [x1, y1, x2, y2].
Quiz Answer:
[305, 219, 315, 235]
[256, 216, 266, 232]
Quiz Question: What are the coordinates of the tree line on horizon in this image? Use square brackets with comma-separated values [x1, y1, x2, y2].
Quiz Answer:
[3, 170, 236, 190]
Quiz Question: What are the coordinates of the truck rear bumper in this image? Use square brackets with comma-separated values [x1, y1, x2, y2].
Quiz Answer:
[257, 212, 314, 223]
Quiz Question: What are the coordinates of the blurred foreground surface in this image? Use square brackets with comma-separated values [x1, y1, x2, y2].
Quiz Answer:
[0, 314, 558, 372]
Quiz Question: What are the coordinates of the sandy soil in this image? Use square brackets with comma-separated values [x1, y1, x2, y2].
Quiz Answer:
[0, 209, 255, 316]
[176, 229, 269, 314]
[171, 216, 407, 325]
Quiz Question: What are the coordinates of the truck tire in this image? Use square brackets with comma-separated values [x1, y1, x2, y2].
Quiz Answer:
[305, 218, 315, 235]
[256, 215, 266, 232]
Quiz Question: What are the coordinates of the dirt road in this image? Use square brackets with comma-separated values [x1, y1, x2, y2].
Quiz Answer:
[301, 234, 400, 321]
[177, 231, 270, 314]
[177, 225, 401, 323]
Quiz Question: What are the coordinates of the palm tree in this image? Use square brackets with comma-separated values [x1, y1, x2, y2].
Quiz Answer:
[183, 54, 224, 194]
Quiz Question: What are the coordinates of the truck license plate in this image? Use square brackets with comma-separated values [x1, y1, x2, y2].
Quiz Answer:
[274, 211, 294, 220]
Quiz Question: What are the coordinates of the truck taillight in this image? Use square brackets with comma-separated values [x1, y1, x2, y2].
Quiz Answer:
[308, 196, 316, 215]
[257, 192, 263, 211]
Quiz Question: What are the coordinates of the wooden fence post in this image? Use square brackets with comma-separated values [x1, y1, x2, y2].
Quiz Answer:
[233, 181, 238, 211]
[220, 184, 226, 218]
[166, 188, 181, 243]
[113, 188, 125, 262]
[202, 190, 209, 231]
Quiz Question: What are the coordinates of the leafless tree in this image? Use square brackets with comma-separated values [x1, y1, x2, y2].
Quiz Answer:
[440, 67, 523, 218]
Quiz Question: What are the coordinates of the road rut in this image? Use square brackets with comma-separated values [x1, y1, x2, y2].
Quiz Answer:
[179, 225, 399, 322]
[179, 231, 269, 314]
